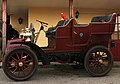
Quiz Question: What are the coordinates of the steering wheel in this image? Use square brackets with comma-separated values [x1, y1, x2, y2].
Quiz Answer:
[36, 20, 48, 25]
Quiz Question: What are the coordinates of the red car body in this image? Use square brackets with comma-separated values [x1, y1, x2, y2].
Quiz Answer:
[6, 13, 116, 55]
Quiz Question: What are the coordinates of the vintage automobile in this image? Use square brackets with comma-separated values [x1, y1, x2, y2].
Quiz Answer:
[2, 12, 117, 81]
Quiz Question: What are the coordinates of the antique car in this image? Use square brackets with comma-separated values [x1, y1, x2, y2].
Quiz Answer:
[2, 12, 117, 81]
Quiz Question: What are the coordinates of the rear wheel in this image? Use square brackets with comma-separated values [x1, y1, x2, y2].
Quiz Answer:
[84, 45, 113, 77]
[3, 46, 38, 81]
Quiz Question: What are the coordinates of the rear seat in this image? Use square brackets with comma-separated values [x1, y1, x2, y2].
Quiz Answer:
[91, 14, 112, 22]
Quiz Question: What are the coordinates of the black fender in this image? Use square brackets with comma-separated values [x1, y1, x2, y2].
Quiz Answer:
[10, 41, 49, 65]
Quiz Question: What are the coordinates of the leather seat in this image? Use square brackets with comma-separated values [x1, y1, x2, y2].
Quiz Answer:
[91, 14, 112, 22]
[46, 20, 67, 38]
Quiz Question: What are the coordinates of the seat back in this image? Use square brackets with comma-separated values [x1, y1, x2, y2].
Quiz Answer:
[90, 13, 117, 34]
[56, 20, 65, 27]
[63, 19, 69, 25]
[91, 14, 113, 23]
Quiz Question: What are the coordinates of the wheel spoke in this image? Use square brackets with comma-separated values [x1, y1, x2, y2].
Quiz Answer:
[99, 51, 105, 59]
[95, 64, 101, 72]
[92, 64, 98, 71]
[89, 59, 95, 62]
[16, 52, 20, 60]
[102, 63, 108, 68]
[89, 63, 95, 68]
[98, 51, 102, 58]
[98, 51, 100, 55]
[8, 60, 15, 64]
[25, 60, 33, 63]
[95, 52, 97, 57]
[91, 54, 96, 60]
[25, 64, 29, 67]
[21, 51, 24, 59]
[18, 68, 21, 76]
[12, 67, 18, 73]
[101, 52, 105, 56]
[23, 54, 29, 61]
[21, 68, 25, 76]
[9, 66, 16, 69]
[11, 56, 17, 61]
[99, 64, 105, 71]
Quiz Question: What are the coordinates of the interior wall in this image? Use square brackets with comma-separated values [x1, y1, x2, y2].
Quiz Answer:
[28, 7, 112, 47]
[10, 12, 28, 32]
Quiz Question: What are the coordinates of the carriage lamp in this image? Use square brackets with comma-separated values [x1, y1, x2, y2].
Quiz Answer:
[75, 11, 79, 19]
[18, 17, 23, 25]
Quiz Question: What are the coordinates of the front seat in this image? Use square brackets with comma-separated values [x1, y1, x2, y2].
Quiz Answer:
[46, 20, 65, 38]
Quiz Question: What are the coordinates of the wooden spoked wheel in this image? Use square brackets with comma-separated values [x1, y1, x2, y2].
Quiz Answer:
[84, 46, 113, 77]
[3, 46, 38, 81]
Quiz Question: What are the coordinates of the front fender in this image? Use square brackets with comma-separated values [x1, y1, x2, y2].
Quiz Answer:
[5, 38, 26, 53]
[5, 39, 49, 65]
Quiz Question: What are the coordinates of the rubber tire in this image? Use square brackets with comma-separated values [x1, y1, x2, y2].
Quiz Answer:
[2, 46, 38, 81]
[84, 45, 113, 77]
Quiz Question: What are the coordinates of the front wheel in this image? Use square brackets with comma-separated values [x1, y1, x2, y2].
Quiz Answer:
[84, 45, 113, 77]
[3, 46, 38, 81]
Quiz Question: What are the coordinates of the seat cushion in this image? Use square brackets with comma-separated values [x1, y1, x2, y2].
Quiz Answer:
[91, 14, 112, 22]
[46, 20, 65, 38]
